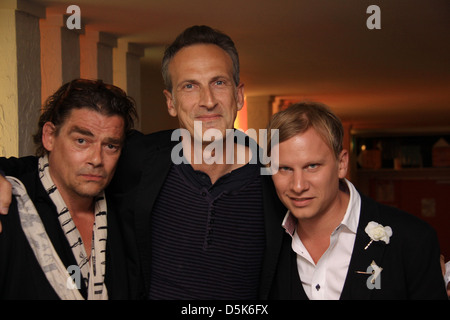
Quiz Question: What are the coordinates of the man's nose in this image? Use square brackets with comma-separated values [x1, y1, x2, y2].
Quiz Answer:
[199, 86, 217, 109]
[290, 171, 309, 194]
[88, 145, 103, 167]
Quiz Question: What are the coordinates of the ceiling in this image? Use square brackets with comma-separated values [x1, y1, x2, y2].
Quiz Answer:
[29, 0, 450, 127]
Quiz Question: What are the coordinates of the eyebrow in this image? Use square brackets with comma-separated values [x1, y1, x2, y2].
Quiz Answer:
[211, 75, 229, 81]
[177, 75, 231, 87]
[105, 137, 123, 146]
[69, 126, 123, 145]
[69, 126, 94, 137]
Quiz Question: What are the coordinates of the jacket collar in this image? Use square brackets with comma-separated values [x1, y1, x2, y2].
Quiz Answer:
[340, 193, 387, 299]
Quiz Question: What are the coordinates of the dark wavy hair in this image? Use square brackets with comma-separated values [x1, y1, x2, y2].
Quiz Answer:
[161, 25, 240, 92]
[33, 79, 138, 157]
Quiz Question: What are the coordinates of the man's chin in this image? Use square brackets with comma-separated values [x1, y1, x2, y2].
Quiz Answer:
[75, 184, 105, 198]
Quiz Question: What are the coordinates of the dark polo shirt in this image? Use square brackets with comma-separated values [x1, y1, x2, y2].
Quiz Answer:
[149, 156, 265, 299]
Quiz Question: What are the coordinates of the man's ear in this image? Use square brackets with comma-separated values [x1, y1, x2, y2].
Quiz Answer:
[338, 149, 349, 179]
[236, 83, 245, 111]
[42, 122, 56, 152]
[164, 89, 177, 118]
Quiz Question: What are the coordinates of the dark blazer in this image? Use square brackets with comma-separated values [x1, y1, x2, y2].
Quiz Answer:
[0, 157, 130, 299]
[259, 191, 448, 300]
[108, 129, 286, 299]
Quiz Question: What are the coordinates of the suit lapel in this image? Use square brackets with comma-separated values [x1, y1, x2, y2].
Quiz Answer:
[259, 176, 287, 299]
[133, 140, 176, 294]
[340, 193, 387, 300]
[259, 176, 310, 300]
[290, 251, 309, 299]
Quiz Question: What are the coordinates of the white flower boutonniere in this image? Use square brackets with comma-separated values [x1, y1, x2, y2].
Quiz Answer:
[364, 221, 393, 250]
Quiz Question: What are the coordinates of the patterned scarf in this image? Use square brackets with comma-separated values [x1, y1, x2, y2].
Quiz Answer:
[7, 155, 108, 299]
[38, 155, 108, 299]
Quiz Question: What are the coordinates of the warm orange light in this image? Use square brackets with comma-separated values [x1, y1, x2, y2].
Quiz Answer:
[234, 97, 248, 131]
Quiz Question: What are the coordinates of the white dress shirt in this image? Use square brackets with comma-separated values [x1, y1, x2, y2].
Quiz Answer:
[282, 179, 361, 300]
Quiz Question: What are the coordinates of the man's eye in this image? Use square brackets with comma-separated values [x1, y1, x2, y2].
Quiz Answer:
[107, 144, 119, 150]
[77, 138, 86, 144]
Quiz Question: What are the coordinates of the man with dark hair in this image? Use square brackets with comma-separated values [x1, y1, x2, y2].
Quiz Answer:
[0, 79, 137, 299]
[161, 25, 240, 93]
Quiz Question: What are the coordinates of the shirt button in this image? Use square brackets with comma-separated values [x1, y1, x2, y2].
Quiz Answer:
[201, 191, 207, 197]
[315, 284, 321, 291]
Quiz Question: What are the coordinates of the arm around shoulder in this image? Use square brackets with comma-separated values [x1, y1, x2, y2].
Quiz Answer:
[0, 156, 37, 230]
[0, 174, 12, 232]
[0, 156, 37, 176]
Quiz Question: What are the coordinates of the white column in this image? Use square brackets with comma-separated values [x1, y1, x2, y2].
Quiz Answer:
[113, 39, 144, 130]
[40, 11, 82, 105]
[80, 29, 117, 83]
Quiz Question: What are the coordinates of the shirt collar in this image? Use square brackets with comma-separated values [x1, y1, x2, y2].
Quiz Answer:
[281, 179, 361, 236]
[175, 129, 262, 196]
[340, 179, 361, 234]
[281, 211, 297, 236]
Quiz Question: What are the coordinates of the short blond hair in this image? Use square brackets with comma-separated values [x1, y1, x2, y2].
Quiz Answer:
[266, 101, 344, 158]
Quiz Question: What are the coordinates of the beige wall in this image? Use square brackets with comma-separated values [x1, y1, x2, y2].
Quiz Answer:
[16, 10, 42, 156]
[0, 2, 44, 157]
[0, 7, 19, 157]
